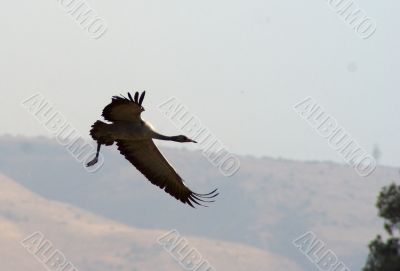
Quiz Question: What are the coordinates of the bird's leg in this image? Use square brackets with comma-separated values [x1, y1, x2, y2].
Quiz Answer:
[86, 142, 101, 167]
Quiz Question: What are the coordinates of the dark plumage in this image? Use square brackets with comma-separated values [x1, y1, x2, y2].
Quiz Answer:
[87, 91, 218, 207]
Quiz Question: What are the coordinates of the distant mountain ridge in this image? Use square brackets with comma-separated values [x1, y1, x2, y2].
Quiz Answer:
[0, 135, 398, 270]
[0, 174, 302, 271]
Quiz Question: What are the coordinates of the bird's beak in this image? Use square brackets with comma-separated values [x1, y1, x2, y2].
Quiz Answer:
[190, 139, 197, 143]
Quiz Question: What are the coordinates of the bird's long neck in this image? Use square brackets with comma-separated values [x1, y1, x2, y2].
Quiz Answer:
[152, 132, 179, 142]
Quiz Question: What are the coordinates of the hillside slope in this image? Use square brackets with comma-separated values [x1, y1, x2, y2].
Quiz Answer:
[0, 136, 398, 270]
[0, 174, 301, 271]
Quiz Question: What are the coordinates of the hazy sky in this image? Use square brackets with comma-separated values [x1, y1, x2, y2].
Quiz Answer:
[1, 0, 399, 167]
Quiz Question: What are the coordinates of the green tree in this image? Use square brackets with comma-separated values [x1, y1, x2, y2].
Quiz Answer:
[363, 183, 400, 271]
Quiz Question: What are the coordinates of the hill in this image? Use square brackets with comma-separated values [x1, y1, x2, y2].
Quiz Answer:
[0, 174, 301, 271]
[0, 135, 398, 270]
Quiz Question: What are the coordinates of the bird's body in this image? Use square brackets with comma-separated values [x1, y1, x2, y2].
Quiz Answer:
[92, 120, 154, 141]
[87, 91, 218, 207]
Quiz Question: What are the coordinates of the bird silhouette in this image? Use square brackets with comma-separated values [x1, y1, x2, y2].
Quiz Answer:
[87, 91, 218, 207]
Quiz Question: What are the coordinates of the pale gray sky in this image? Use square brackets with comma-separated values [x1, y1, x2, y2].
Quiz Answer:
[1, 0, 399, 167]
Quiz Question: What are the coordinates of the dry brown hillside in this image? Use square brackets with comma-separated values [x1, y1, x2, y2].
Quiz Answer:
[0, 174, 302, 271]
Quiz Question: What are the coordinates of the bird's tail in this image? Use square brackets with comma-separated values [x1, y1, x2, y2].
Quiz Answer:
[90, 121, 114, 145]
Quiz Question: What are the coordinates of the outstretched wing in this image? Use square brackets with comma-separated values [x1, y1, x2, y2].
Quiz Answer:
[102, 91, 146, 123]
[116, 139, 218, 207]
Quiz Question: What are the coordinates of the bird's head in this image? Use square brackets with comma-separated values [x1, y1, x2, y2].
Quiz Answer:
[174, 135, 197, 143]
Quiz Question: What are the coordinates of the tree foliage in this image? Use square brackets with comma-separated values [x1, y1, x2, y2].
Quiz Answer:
[363, 183, 400, 271]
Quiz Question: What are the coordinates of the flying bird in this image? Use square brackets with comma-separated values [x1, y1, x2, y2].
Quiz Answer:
[87, 91, 218, 207]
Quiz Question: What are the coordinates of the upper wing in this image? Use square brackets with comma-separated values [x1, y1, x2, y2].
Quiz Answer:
[116, 139, 218, 207]
[102, 91, 146, 123]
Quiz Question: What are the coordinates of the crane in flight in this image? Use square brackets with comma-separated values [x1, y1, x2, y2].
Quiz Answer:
[87, 91, 218, 207]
